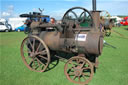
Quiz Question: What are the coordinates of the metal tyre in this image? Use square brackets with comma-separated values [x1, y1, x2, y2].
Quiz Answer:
[20, 35, 50, 72]
[64, 56, 94, 85]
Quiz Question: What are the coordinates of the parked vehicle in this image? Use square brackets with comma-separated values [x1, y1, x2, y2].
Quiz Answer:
[120, 17, 128, 26]
[15, 25, 26, 32]
[109, 16, 122, 27]
[20, 5, 105, 84]
[0, 19, 12, 32]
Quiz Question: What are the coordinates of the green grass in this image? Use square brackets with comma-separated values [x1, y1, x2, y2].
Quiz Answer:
[0, 26, 128, 85]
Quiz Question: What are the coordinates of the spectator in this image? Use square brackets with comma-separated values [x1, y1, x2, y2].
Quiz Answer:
[50, 18, 56, 24]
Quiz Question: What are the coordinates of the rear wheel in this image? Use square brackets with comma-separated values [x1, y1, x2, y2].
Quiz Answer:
[20, 35, 50, 72]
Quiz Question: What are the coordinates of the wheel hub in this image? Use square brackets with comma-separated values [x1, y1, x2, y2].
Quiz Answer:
[30, 52, 36, 58]
[74, 66, 83, 77]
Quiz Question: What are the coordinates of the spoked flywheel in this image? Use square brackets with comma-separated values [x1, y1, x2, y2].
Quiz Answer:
[64, 56, 94, 85]
[20, 35, 50, 72]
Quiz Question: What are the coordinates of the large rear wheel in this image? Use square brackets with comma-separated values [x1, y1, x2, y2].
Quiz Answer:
[20, 35, 50, 72]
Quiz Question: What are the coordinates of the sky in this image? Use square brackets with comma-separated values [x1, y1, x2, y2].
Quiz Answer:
[0, 0, 128, 19]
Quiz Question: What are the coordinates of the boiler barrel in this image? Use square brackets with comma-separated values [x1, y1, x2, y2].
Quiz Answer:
[76, 32, 103, 55]
[39, 31, 60, 51]
[39, 31, 103, 55]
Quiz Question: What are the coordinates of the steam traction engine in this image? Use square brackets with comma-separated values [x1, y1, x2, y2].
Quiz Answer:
[20, 0, 106, 84]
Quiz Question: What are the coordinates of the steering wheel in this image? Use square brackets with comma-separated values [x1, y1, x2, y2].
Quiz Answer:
[62, 7, 93, 25]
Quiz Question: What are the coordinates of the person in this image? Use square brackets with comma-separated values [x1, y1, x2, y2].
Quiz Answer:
[50, 17, 56, 24]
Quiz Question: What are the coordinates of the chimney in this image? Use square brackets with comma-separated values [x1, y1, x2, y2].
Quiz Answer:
[92, 0, 96, 11]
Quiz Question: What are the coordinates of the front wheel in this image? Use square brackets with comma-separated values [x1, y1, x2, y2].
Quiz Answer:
[64, 56, 94, 85]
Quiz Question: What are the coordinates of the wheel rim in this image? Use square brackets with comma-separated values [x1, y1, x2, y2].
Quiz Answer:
[18, 29, 20, 32]
[5, 30, 9, 32]
[20, 35, 50, 72]
[64, 56, 94, 84]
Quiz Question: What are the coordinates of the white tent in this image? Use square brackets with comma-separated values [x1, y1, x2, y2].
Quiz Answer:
[110, 16, 123, 22]
[0, 19, 6, 23]
[8, 18, 27, 30]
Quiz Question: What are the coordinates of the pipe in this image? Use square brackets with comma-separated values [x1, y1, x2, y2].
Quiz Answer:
[92, 0, 96, 11]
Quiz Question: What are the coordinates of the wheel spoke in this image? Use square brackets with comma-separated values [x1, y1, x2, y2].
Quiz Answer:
[82, 73, 90, 77]
[36, 42, 41, 52]
[28, 38, 33, 51]
[68, 72, 75, 76]
[68, 61, 73, 64]
[35, 58, 43, 70]
[35, 57, 46, 67]
[76, 59, 79, 64]
[83, 67, 90, 70]
[68, 67, 74, 71]
[73, 76, 77, 80]
[29, 58, 37, 69]
[24, 41, 32, 53]
[33, 59, 37, 69]
[32, 38, 35, 52]
[68, 65, 75, 70]
[38, 55, 48, 61]
[69, 61, 77, 67]
[82, 75, 86, 80]
[29, 59, 34, 67]
[36, 58, 41, 67]
[79, 61, 85, 68]
[37, 50, 47, 55]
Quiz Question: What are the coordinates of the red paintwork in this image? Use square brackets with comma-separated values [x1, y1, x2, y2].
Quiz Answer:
[120, 17, 128, 26]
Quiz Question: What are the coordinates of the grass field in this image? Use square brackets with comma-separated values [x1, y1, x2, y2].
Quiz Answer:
[0, 26, 128, 85]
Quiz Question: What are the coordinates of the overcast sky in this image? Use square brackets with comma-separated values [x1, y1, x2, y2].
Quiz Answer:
[0, 0, 128, 19]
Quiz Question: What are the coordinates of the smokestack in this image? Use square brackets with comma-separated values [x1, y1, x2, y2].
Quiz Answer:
[92, 0, 96, 11]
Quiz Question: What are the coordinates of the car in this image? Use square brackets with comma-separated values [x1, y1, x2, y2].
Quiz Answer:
[0, 21, 12, 32]
[15, 25, 26, 32]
